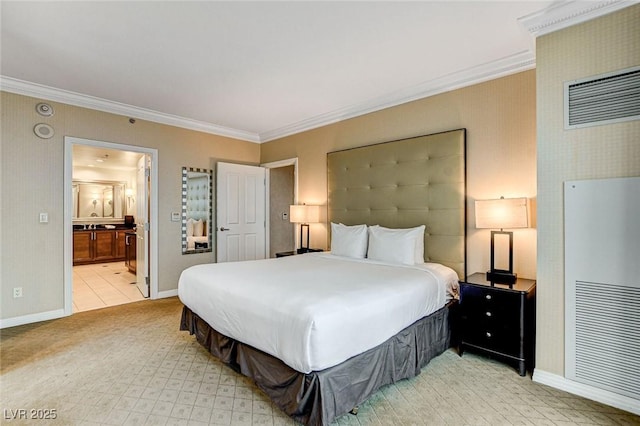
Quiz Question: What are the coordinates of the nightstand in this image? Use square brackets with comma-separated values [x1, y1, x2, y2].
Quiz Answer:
[459, 272, 536, 376]
[275, 249, 323, 258]
[275, 251, 295, 257]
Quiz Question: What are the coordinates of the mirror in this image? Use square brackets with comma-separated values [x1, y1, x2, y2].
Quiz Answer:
[73, 180, 126, 220]
[182, 167, 213, 254]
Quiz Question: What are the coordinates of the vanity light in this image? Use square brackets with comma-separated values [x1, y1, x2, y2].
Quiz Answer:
[125, 188, 135, 208]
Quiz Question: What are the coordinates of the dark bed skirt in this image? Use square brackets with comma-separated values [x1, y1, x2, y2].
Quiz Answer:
[180, 303, 454, 426]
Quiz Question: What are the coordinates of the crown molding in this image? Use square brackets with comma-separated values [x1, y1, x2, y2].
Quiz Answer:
[3, 2, 635, 144]
[259, 50, 536, 142]
[518, 0, 637, 37]
[0, 76, 261, 143]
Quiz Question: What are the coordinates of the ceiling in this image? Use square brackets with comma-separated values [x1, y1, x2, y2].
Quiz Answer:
[73, 144, 142, 170]
[0, 1, 621, 143]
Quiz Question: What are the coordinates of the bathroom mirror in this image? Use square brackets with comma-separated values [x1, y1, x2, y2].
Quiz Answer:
[182, 167, 213, 254]
[73, 180, 126, 220]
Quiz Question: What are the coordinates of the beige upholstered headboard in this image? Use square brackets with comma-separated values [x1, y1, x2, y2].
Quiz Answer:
[327, 129, 467, 279]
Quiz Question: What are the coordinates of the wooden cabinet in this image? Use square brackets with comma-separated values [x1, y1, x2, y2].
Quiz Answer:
[125, 231, 137, 274]
[459, 272, 536, 376]
[73, 229, 128, 265]
[115, 230, 126, 259]
[73, 231, 93, 263]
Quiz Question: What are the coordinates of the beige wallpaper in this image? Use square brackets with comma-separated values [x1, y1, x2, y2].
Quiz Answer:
[535, 5, 640, 376]
[261, 70, 538, 282]
[0, 91, 260, 320]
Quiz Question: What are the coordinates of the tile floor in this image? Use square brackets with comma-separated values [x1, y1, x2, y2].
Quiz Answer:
[73, 262, 146, 312]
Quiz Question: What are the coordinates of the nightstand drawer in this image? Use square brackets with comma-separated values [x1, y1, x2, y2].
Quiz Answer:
[460, 285, 520, 324]
[463, 324, 521, 357]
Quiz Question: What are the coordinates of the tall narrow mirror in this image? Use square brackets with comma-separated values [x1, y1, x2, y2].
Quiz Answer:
[182, 167, 213, 254]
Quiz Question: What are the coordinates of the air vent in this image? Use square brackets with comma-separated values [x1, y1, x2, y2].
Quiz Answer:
[564, 66, 640, 129]
[575, 280, 640, 400]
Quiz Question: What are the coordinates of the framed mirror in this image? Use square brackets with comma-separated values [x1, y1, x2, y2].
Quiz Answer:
[182, 167, 213, 254]
[72, 180, 126, 220]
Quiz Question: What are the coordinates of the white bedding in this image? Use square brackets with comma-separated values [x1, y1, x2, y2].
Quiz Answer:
[178, 252, 459, 373]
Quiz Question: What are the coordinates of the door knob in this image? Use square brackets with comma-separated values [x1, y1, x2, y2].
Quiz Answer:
[219, 227, 230, 231]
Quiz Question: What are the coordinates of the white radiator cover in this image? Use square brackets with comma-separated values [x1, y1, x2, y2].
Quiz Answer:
[565, 177, 640, 403]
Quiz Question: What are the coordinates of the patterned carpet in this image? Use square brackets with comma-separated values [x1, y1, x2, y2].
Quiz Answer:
[1, 297, 638, 425]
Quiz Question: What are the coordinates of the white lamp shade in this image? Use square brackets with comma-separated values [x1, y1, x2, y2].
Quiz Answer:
[475, 197, 528, 229]
[289, 204, 320, 224]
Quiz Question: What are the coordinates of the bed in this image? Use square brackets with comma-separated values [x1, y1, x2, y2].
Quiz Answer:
[179, 129, 467, 425]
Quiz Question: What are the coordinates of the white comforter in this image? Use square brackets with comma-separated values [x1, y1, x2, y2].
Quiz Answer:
[178, 253, 458, 373]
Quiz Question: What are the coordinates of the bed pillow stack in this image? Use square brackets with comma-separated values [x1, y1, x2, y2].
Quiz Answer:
[330, 222, 425, 265]
[187, 218, 205, 237]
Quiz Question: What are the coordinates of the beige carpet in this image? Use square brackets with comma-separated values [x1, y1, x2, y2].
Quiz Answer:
[1, 297, 638, 425]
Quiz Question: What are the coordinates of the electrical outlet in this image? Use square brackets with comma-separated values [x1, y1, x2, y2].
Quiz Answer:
[13, 287, 23, 298]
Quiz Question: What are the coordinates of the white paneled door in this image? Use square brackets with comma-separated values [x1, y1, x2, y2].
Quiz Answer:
[136, 154, 150, 297]
[216, 162, 267, 262]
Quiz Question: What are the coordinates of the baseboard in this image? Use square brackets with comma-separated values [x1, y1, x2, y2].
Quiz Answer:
[533, 369, 640, 415]
[0, 309, 67, 329]
[156, 289, 178, 299]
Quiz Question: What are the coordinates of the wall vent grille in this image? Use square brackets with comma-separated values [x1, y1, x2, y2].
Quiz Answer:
[575, 280, 640, 400]
[565, 66, 640, 129]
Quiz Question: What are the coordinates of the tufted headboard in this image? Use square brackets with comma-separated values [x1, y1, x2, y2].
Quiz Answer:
[186, 174, 209, 225]
[327, 129, 466, 279]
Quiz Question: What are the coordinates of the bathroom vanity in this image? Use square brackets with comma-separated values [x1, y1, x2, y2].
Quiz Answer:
[72, 227, 129, 265]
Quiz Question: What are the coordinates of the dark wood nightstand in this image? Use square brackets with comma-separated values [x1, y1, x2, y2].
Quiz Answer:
[275, 251, 295, 257]
[459, 272, 536, 376]
[275, 249, 323, 258]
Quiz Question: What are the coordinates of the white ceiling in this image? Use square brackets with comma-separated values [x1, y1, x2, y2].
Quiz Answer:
[72, 144, 142, 170]
[0, 1, 625, 143]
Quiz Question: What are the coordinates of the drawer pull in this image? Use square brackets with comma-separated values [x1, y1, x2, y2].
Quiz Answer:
[486, 311, 492, 317]
[486, 332, 492, 338]
[485, 294, 492, 300]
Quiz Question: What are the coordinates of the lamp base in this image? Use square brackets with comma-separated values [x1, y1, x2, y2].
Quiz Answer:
[486, 270, 517, 285]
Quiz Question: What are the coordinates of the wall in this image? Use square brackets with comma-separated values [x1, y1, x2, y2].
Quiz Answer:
[261, 70, 538, 280]
[0, 91, 260, 322]
[535, 5, 640, 376]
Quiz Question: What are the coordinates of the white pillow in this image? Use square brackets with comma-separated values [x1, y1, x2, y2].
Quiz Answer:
[367, 225, 425, 265]
[330, 222, 368, 258]
[186, 218, 194, 237]
[193, 219, 204, 237]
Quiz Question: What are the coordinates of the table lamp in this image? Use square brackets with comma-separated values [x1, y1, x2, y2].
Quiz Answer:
[289, 204, 320, 254]
[475, 197, 529, 285]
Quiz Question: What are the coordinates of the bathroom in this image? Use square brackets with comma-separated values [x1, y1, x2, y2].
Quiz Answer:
[71, 144, 147, 312]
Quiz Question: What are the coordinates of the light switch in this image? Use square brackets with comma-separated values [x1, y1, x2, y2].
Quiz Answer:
[171, 212, 181, 222]
[282, 212, 289, 221]
[39, 213, 49, 223]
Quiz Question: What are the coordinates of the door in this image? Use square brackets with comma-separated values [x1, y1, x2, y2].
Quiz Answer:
[216, 162, 266, 262]
[136, 155, 150, 297]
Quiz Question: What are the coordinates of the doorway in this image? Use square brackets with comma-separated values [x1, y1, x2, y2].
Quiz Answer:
[263, 158, 298, 258]
[63, 137, 158, 315]
[214, 159, 297, 262]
